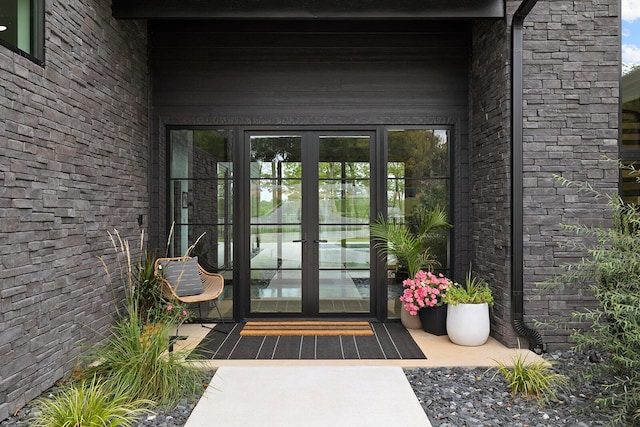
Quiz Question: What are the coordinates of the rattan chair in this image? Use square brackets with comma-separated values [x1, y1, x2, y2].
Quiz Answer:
[154, 256, 227, 334]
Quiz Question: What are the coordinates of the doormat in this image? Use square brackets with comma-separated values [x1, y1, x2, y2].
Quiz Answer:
[190, 322, 426, 360]
[240, 321, 374, 336]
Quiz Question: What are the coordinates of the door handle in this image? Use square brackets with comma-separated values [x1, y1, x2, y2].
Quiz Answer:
[314, 239, 328, 243]
[293, 233, 307, 243]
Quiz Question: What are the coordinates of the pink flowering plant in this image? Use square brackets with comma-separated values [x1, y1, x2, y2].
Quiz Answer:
[400, 270, 452, 315]
[148, 301, 190, 326]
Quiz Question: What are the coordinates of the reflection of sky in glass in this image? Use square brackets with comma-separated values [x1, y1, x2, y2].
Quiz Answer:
[623, 0, 640, 66]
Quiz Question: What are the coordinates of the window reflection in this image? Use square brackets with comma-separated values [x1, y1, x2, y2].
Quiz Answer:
[169, 129, 234, 319]
[386, 129, 450, 318]
[621, 69, 640, 204]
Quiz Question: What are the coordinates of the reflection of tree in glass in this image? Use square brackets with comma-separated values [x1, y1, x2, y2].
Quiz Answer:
[387, 129, 449, 270]
[250, 137, 302, 218]
[194, 130, 232, 160]
[319, 137, 371, 220]
[388, 130, 448, 179]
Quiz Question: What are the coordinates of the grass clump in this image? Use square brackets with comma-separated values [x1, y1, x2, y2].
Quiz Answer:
[82, 312, 205, 408]
[493, 352, 569, 407]
[30, 376, 152, 427]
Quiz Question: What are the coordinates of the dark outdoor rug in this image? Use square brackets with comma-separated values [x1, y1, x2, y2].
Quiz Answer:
[189, 321, 426, 360]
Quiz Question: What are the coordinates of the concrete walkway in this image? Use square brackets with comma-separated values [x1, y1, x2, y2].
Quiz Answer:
[185, 366, 431, 427]
[177, 324, 543, 426]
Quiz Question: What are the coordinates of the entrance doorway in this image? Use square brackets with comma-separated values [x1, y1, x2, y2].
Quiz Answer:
[166, 127, 451, 322]
[248, 131, 374, 316]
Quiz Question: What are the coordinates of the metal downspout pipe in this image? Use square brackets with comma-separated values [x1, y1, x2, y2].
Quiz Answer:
[511, 0, 546, 354]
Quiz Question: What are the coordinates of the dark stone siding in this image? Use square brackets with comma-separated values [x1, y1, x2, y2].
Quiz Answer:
[0, 0, 149, 421]
[471, 0, 619, 350]
[519, 0, 619, 351]
[470, 17, 513, 346]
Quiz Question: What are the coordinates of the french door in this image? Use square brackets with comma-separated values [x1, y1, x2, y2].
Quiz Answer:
[248, 131, 374, 316]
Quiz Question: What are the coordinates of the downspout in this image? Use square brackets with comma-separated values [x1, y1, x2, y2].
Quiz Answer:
[511, 0, 546, 354]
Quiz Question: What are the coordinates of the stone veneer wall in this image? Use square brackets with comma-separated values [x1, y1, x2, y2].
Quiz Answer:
[470, 17, 513, 346]
[471, 0, 619, 350]
[0, 0, 149, 420]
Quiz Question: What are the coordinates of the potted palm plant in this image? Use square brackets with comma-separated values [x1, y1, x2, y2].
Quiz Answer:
[442, 270, 494, 346]
[370, 206, 451, 329]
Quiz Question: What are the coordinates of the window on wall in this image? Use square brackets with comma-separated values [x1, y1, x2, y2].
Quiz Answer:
[0, 0, 44, 62]
[621, 3, 640, 203]
[621, 69, 640, 204]
[169, 128, 234, 319]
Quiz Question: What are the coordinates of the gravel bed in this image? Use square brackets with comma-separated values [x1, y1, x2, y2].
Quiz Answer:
[0, 350, 617, 426]
[407, 350, 615, 426]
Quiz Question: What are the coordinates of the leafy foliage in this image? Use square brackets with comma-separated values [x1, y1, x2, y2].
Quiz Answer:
[81, 314, 205, 408]
[30, 376, 151, 427]
[538, 172, 640, 425]
[370, 205, 450, 278]
[133, 250, 166, 324]
[493, 353, 569, 407]
[443, 270, 494, 306]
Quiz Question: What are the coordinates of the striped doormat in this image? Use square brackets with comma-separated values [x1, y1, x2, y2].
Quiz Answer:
[190, 322, 426, 360]
[240, 321, 374, 336]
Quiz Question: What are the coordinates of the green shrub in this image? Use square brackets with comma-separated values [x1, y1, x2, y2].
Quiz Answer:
[81, 312, 205, 408]
[493, 352, 568, 407]
[539, 172, 640, 425]
[30, 376, 151, 427]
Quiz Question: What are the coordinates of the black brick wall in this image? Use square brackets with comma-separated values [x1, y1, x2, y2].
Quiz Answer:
[471, 0, 619, 350]
[470, 16, 513, 346]
[0, 0, 149, 420]
[519, 0, 619, 351]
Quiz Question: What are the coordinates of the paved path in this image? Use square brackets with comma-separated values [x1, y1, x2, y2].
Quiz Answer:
[185, 366, 432, 427]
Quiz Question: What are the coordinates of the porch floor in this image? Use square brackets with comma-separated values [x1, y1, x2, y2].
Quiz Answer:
[176, 322, 541, 368]
[176, 324, 542, 427]
[177, 323, 542, 427]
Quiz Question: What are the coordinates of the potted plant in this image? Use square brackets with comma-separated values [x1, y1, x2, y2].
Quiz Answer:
[400, 270, 452, 335]
[443, 270, 494, 346]
[370, 206, 451, 329]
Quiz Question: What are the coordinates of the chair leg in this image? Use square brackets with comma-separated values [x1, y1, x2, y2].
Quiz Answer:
[212, 299, 228, 334]
[198, 300, 228, 334]
[169, 323, 187, 352]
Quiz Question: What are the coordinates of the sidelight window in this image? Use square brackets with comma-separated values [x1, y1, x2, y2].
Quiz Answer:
[386, 128, 451, 318]
[169, 128, 234, 319]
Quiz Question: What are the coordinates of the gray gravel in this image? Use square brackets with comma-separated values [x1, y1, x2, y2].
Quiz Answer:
[406, 350, 614, 426]
[0, 350, 617, 426]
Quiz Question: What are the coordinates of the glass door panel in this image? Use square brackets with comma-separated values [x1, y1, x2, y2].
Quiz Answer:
[249, 135, 303, 313]
[317, 135, 371, 313]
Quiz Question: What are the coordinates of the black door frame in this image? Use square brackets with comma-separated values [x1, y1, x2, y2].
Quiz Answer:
[239, 128, 380, 319]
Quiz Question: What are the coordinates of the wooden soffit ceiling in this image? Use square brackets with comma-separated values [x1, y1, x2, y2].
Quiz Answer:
[111, 0, 504, 20]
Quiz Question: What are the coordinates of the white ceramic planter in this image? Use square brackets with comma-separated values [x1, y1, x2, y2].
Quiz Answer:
[446, 303, 490, 346]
